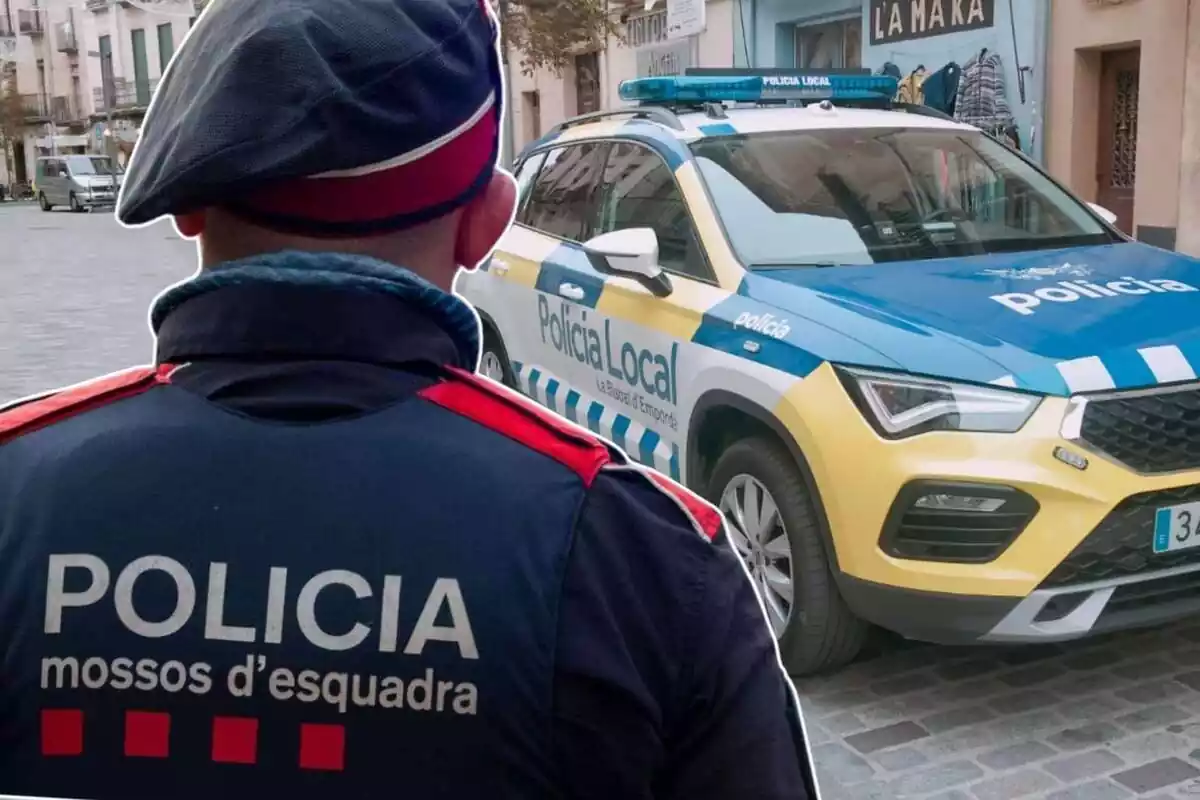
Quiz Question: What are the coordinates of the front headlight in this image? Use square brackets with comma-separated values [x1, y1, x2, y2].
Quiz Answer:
[837, 366, 1042, 439]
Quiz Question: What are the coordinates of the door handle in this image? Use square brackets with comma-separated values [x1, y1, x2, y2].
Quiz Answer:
[557, 282, 586, 301]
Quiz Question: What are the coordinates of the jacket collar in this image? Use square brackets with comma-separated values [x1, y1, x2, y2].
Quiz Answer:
[152, 251, 479, 370]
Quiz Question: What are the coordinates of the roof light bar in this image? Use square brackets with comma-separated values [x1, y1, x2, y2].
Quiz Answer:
[617, 73, 900, 106]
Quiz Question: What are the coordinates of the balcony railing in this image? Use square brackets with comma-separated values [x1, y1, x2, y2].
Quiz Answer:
[85, 0, 135, 10]
[21, 94, 78, 123]
[56, 12, 77, 52]
[92, 77, 158, 112]
[21, 93, 47, 119]
[17, 8, 45, 35]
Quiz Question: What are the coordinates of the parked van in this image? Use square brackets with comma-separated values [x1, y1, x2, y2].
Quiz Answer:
[35, 155, 121, 212]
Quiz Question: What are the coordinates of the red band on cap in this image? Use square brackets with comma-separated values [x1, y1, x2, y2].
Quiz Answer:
[241, 108, 497, 225]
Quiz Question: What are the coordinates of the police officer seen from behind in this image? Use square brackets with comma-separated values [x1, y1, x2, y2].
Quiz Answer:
[0, 1, 815, 797]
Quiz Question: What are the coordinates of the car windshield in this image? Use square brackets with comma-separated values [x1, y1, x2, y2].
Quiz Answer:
[66, 156, 117, 175]
[690, 127, 1118, 268]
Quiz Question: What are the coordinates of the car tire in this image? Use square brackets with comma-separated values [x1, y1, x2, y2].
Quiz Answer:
[38, 192, 52, 212]
[707, 436, 870, 676]
[69, 193, 83, 213]
[479, 326, 515, 388]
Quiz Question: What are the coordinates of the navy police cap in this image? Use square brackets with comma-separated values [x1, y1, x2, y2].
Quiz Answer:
[117, 0, 502, 236]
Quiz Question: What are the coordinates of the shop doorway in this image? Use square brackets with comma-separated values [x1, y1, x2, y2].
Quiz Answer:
[521, 90, 541, 144]
[793, 17, 862, 69]
[574, 52, 600, 115]
[12, 140, 27, 184]
[1096, 47, 1140, 234]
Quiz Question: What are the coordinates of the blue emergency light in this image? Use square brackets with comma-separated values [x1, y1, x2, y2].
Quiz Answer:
[617, 72, 900, 106]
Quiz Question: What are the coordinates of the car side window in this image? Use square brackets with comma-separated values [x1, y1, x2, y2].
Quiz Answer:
[595, 141, 709, 281]
[521, 142, 607, 241]
[42, 161, 58, 178]
[512, 150, 548, 219]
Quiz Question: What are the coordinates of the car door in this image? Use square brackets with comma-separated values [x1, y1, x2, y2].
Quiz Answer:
[494, 141, 612, 416]
[51, 159, 70, 205]
[584, 141, 731, 481]
[36, 160, 55, 203]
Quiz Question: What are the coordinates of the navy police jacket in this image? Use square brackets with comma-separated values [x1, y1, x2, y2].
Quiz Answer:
[0, 252, 813, 799]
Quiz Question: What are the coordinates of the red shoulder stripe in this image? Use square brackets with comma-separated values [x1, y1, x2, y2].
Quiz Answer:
[0, 364, 173, 445]
[644, 470, 723, 542]
[417, 367, 611, 486]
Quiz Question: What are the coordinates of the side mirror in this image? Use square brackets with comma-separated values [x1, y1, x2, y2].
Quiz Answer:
[583, 228, 673, 298]
[1087, 202, 1119, 226]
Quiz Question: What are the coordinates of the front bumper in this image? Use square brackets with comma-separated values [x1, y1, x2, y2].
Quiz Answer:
[841, 560, 1200, 645]
[774, 364, 1200, 643]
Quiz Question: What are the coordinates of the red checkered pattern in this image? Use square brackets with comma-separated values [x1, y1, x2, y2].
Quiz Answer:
[40, 708, 346, 771]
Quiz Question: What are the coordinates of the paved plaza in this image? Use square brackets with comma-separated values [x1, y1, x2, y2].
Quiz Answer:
[8, 202, 1200, 798]
[800, 628, 1200, 800]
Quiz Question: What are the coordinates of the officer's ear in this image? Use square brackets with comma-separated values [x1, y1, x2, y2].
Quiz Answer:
[173, 211, 207, 239]
[455, 170, 517, 271]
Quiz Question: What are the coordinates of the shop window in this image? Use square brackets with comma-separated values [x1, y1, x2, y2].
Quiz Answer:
[794, 18, 861, 70]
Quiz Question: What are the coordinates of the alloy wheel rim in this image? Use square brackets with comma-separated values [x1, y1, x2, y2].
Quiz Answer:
[480, 350, 505, 382]
[719, 473, 794, 637]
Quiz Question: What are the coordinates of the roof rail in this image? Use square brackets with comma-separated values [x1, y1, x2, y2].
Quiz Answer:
[551, 106, 685, 133]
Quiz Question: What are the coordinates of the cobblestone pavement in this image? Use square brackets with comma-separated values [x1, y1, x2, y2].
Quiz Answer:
[0, 202, 192, 400]
[11, 203, 1200, 800]
[800, 627, 1200, 799]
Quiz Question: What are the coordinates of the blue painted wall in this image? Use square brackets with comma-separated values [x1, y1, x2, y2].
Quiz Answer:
[738, 0, 1050, 163]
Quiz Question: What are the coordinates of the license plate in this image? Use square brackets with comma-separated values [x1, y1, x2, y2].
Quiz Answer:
[1153, 501, 1200, 553]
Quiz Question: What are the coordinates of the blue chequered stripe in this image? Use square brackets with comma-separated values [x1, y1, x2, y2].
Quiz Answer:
[511, 361, 681, 481]
[990, 342, 1200, 395]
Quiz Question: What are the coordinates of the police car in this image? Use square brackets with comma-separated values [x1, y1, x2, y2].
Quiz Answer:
[458, 70, 1200, 675]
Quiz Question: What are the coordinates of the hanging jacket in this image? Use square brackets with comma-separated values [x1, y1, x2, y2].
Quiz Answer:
[897, 68, 927, 105]
[921, 61, 962, 116]
[878, 61, 902, 80]
[1001, 123, 1021, 151]
[953, 50, 1016, 132]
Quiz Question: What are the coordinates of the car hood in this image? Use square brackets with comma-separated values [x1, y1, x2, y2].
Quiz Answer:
[76, 174, 118, 189]
[743, 243, 1200, 395]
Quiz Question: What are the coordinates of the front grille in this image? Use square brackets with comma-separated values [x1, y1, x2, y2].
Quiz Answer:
[1040, 484, 1200, 588]
[1079, 385, 1200, 473]
[1106, 570, 1200, 614]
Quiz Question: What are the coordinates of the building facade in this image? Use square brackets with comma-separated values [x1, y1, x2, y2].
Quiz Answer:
[1044, 0, 1200, 254]
[2, 0, 197, 185]
[505, 0, 735, 157]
